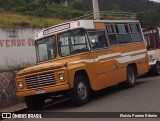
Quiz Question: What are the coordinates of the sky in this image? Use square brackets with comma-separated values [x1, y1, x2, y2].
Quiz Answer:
[150, 0, 160, 2]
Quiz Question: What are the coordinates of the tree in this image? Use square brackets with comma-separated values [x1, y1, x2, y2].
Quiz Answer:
[53, 0, 62, 4]
[35, 0, 49, 14]
[71, 0, 84, 10]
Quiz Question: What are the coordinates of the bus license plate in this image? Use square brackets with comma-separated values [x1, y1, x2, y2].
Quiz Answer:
[36, 89, 45, 94]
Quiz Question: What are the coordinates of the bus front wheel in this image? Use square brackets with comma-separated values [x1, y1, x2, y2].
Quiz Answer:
[70, 75, 89, 106]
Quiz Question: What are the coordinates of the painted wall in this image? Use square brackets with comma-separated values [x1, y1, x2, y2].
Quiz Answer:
[0, 28, 42, 68]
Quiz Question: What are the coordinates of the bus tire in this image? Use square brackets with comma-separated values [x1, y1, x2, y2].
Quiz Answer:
[125, 66, 136, 87]
[25, 95, 45, 110]
[70, 75, 89, 106]
[153, 62, 160, 76]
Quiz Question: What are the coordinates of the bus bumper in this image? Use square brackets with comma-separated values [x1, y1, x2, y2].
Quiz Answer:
[16, 84, 70, 97]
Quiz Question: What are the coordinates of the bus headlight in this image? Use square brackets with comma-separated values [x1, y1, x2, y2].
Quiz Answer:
[59, 74, 64, 80]
[149, 55, 154, 61]
[149, 56, 156, 63]
[18, 81, 23, 88]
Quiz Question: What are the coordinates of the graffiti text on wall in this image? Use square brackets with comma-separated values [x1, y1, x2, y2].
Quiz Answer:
[0, 39, 35, 48]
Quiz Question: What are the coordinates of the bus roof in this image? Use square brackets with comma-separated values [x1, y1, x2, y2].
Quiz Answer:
[35, 19, 139, 40]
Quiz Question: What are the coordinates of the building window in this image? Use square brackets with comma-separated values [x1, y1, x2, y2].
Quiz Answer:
[8, 29, 18, 38]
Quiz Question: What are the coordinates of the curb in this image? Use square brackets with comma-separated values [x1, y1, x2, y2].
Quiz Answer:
[0, 97, 70, 120]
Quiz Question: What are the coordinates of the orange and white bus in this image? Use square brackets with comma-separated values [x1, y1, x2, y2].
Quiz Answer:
[15, 17, 149, 110]
[143, 28, 160, 75]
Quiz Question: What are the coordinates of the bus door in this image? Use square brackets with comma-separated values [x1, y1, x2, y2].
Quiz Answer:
[88, 30, 117, 90]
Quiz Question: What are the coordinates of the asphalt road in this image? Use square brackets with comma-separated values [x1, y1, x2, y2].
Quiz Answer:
[4, 75, 160, 121]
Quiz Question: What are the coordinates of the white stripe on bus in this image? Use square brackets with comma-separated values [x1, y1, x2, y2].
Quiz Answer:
[68, 49, 147, 65]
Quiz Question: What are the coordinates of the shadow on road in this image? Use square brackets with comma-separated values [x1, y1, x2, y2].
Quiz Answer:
[89, 79, 150, 102]
[38, 76, 155, 112]
[138, 72, 159, 79]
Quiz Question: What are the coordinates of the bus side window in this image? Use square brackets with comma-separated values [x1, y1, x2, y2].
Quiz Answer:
[130, 23, 143, 42]
[115, 24, 132, 44]
[106, 24, 118, 45]
[88, 30, 108, 49]
[97, 31, 108, 48]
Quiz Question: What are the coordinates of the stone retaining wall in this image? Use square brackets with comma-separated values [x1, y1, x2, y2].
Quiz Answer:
[0, 72, 23, 110]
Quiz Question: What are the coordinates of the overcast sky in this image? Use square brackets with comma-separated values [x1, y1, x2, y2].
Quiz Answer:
[150, 0, 160, 2]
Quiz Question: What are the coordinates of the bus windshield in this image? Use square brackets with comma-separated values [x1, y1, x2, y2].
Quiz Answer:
[35, 36, 57, 62]
[58, 29, 90, 57]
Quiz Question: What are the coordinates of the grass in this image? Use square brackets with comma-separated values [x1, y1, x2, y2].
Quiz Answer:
[0, 11, 65, 28]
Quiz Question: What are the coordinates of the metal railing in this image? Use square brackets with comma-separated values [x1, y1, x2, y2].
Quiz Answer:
[69, 13, 94, 21]
[69, 11, 137, 21]
[99, 11, 137, 20]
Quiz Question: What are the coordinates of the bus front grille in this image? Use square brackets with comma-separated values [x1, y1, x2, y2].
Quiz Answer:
[25, 73, 56, 89]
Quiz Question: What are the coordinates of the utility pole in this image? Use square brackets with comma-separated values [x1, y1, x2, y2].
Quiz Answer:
[92, 0, 100, 20]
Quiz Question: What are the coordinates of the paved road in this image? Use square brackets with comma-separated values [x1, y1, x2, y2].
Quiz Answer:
[5, 75, 160, 121]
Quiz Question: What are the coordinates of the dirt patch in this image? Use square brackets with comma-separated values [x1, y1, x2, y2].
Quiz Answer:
[0, 72, 24, 110]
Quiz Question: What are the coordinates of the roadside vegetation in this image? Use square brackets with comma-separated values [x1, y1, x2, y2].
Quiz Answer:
[0, 0, 159, 28]
[0, 11, 64, 28]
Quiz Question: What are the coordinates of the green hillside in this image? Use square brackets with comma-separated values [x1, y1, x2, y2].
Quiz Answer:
[0, 11, 64, 28]
[0, 0, 159, 28]
[98, 0, 160, 28]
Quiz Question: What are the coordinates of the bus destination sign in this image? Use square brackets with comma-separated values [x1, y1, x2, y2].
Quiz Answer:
[43, 23, 70, 35]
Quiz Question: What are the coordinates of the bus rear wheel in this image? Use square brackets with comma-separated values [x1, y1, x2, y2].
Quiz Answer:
[152, 62, 160, 76]
[125, 66, 136, 87]
[70, 75, 89, 106]
[25, 95, 45, 110]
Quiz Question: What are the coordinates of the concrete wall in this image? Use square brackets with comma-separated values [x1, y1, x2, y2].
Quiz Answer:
[0, 28, 42, 68]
